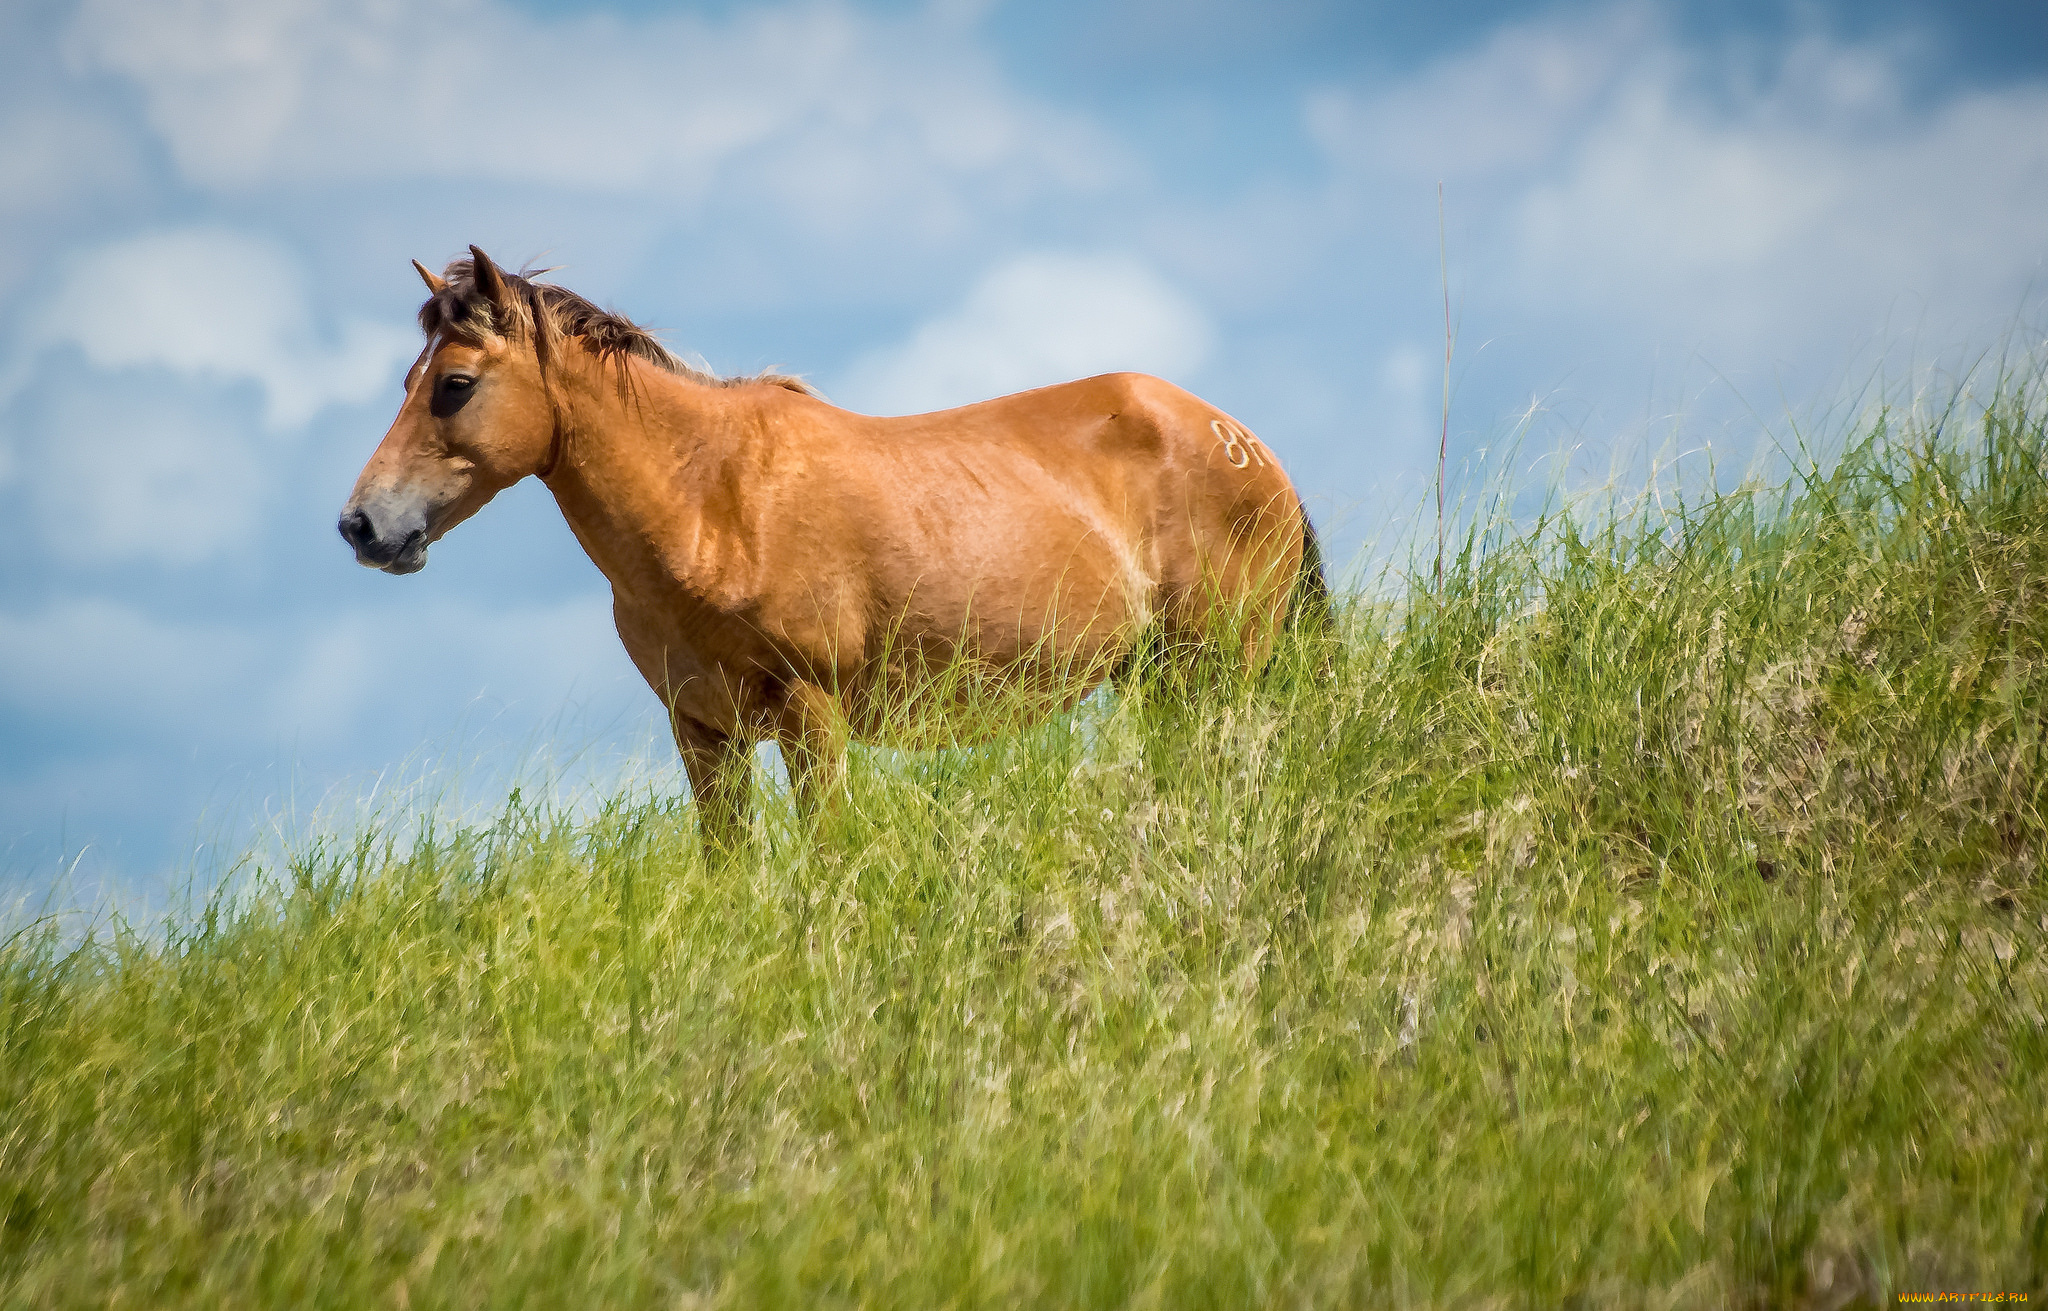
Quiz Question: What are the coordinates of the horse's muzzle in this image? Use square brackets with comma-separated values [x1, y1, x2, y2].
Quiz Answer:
[338, 504, 429, 574]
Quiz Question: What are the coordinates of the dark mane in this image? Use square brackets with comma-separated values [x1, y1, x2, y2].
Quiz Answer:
[419, 258, 814, 395]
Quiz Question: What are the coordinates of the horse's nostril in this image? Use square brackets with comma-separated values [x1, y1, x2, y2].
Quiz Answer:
[338, 508, 372, 550]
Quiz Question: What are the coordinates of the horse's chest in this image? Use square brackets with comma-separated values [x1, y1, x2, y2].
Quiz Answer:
[611, 597, 783, 731]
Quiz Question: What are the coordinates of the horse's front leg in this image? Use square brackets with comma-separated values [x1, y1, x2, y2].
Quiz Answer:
[773, 680, 849, 830]
[673, 715, 753, 859]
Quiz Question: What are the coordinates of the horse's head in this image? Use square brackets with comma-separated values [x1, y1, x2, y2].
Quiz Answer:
[339, 246, 560, 575]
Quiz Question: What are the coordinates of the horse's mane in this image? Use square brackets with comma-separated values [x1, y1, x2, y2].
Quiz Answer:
[419, 258, 814, 396]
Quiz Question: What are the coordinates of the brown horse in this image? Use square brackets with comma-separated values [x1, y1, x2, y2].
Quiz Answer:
[341, 247, 1324, 851]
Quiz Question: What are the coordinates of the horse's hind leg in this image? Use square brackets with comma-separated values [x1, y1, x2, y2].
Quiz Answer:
[674, 716, 753, 859]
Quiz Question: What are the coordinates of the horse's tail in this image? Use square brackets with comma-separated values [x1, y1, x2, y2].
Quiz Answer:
[1287, 507, 1332, 637]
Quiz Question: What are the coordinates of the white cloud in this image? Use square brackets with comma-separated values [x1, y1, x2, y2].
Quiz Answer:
[0, 228, 414, 568]
[837, 252, 1216, 415]
[31, 227, 413, 430]
[65, 0, 1112, 237]
[275, 594, 632, 743]
[1306, 5, 2048, 358]
[23, 383, 270, 567]
[1306, 5, 1647, 183]
[1526, 94, 2045, 342]
[0, 103, 140, 219]
[1494, 35, 2048, 344]
[0, 85, 151, 309]
[0, 592, 635, 751]
[0, 599, 266, 733]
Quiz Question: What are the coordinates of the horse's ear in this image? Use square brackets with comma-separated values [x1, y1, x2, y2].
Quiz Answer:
[412, 259, 447, 294]
[469, 245, 514, 319]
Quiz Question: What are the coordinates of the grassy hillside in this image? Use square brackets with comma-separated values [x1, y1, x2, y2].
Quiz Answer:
[4, 372, 2046, 1308]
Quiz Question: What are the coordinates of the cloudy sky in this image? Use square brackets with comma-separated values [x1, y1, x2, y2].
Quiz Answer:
[3, 0, 2043, 907]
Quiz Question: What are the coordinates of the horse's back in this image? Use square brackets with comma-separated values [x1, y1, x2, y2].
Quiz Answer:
[738, 370, 1305, 686]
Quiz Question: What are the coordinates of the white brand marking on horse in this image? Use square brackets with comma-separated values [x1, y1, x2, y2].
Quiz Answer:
[1210, 418, 1266, 469]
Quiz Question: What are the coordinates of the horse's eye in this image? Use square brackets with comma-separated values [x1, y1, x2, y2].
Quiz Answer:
[431, 374, 477, 418]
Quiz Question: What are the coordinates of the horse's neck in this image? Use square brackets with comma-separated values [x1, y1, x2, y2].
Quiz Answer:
[545, 356, 746, 607]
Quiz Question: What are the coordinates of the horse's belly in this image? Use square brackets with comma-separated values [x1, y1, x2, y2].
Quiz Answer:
[893, 528, 1147, 657]
[838, 532, 1150, 742]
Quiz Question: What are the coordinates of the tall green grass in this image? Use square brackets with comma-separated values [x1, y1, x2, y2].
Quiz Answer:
[4, 370, 2045, 1308]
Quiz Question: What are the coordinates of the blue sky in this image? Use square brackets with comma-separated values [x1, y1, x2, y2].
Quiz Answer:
[3, 0, 2044, 909]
